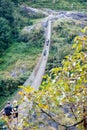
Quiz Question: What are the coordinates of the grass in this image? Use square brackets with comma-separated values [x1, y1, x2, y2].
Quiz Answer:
[0, 43, 41, 71]
[30, 18, 45, 24]
[0, 41, 40, 107]
[0, 28, 45, 77]
[0, 42, 42, 78]
[46, 18, 87, 71]
[25, 0, 87, 12]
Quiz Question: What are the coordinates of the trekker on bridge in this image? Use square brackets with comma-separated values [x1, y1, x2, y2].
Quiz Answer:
[43, 50, 47, 56]
[46, 39, 49, 46]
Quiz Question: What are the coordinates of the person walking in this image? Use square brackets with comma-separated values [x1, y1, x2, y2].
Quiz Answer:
[12, 100, 19, 124]
[3, 101, 13, 122]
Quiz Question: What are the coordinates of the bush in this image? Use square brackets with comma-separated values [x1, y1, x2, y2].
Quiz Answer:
[0, 119, 6, 129]
[0, 75, 27, 96]
[19, 28, 44, 47]
[0, 17, 11, 55]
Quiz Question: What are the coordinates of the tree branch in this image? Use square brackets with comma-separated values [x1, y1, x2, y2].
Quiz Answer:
[34, 101, 67, 128]
[41, 108, 87, 129]
[67, 118, 87, 128]
[40, 108, 68, 129]
[70, 106, 77, 121]
[34, 101, 87, 129]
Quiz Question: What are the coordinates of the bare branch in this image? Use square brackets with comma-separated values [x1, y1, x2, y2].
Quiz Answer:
[34, 100, 87, 129]
[67, 118, 87, 128]
[70, 106, 77, 121]
[40, 108, 68, 129]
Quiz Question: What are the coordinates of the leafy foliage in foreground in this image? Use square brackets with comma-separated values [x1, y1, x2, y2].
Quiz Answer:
[20, 27, 87, 130]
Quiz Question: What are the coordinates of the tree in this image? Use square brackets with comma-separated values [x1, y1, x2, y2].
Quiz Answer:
[12, 0, 23, 5]
[12, 0, 19, 5]
[0, 17, 11, 54]
[19, 27, 87, 130]
[0, 0, 14, 25]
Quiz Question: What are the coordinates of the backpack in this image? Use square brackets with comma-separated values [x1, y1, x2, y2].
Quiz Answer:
[4, 106, 12, 116]
[13, 105, 18, 118]
[13, 105, 18, 111]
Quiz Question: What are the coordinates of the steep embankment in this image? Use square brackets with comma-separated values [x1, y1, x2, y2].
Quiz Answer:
[0, 0, 48, 108]
[0, 25, 45, 109]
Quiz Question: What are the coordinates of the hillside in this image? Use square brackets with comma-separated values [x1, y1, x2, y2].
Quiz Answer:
[0, 0, 45, 107]
[0, 0, 87, 110]
[0, 0, 87, 129]
[24, 0, 87, 12]
[46, 18, 87, 71]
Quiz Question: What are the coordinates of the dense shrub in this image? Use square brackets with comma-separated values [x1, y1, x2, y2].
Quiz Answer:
[0, 0, 14, 25]
[0, 119, 6, 129]
[19, 28, 44, 47]
[0, 18, 11, 55]
[0, 73, 29, 96]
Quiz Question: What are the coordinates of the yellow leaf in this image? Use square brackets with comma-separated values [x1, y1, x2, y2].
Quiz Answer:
[19, 85, 25, 89]
[43, 105, 49, 109]
[81, 29, 85, 33]
[18, 91, 23, 95]
[24, 86, 34, 93]
[72, 43, 77, 49]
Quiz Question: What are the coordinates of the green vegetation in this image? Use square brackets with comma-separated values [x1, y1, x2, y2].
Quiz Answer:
[0, 1, 87, 129]
[0, 17, 11, 54]
[0, 0, 14, 55]
[0, 28, 44, 71]
[0, 0, 45, 55]
[0, 0, 45, 106]
[0, 119, 6, 129]
[26, 0, 87, 12]
[0, 27, 45, 107]
[46, 18, 87, 71]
